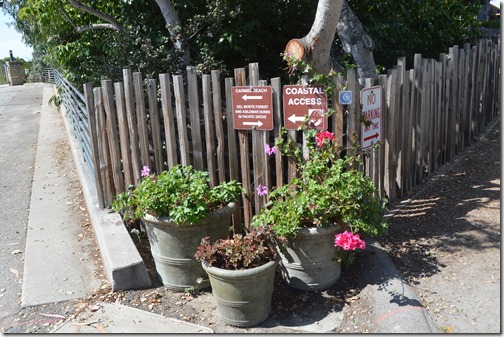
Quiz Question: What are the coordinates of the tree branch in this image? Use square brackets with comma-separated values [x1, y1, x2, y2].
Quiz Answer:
[285, 0, 344, 75]
[154, 0, 190, 67]
[67, 0, 124, 32]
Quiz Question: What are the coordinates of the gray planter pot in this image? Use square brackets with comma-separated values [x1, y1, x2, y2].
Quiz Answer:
[141, 202, 236, 291]
[202, 259, 279, 327]
[278, 225, 341, 291]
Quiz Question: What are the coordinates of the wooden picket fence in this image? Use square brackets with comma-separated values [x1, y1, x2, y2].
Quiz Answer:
[83, 38, 500, 231]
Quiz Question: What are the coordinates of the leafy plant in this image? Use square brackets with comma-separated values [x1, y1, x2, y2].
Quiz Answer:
[111, 165, 244, 225]
[252, 128, 388, 241]
[48, 94, 62, 112]
[194, 226, 280, 270]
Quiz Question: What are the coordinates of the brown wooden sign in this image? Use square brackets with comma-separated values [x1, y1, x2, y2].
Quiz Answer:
[232, 86, 273, 130]
[283, 85, 328, 130]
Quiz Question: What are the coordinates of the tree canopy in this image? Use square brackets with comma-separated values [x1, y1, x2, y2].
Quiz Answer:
[1, 0, 484, 86]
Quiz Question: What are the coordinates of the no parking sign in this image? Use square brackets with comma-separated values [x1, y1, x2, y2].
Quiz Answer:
[360, 86, 382, 149]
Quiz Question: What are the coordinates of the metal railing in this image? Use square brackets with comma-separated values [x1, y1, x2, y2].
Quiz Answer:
[45, 68, 94, 177]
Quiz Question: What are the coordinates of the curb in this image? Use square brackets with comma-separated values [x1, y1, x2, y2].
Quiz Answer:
[58, 88, 151, 291]
[362, 240, 437, 333]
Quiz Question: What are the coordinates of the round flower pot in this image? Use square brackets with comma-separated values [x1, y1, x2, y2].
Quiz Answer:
[202, 259, 279, 327]
[278, 225, 341, 291]
[141, 202, 236, 291]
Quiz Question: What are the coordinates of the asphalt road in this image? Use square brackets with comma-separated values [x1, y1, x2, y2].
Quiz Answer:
[0, 83, 43, 320]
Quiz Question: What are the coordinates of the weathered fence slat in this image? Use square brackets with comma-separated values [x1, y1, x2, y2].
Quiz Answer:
[133, 72, 151, 169]
[93, 87, 114, 205]
[101, 80, 124, 194]
[249, 63, 267, 212]
[114, 81, 133, 188]
[83, 83, 105, 208]
[202, 74, 217, 187]
[173, 75, 190, 166]
[224, 76, 242, 232]
[159, 73, 178, 169]
[234, 67, 253, 229]
[123, 69, 142, 184]
[271, 77, 283, 188]
[187, 66, 204, 171]
[211, 70, 226, 185]
[147, 78, 164, 174]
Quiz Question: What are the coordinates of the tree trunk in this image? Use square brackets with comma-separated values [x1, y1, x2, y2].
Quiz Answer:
[285, 0, 343, 75]
[154, 0, 191, 68]
[336, 1, 377, 84]
[285, 0, 376, 85]
[478, 0, 490, 22]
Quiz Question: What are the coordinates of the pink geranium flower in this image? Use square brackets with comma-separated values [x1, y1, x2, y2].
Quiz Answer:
[334, 230, 366, 251]
[315, 131, 335, 147]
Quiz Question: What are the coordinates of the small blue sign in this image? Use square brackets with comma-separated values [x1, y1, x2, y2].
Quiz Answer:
[339, 91, 352, 105]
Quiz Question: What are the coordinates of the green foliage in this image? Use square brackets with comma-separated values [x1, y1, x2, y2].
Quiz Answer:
[194, 226, 279, 270]
[181, 0, 316, 77]
[48, 94, 62, 111]
[2, 0, 485, 86]
[252, 128, 388, 240]
[481, 19, 500, 29]
[111, 165, 244, 225]
[252, 53, 387, 241]
[27, 46, 50, 82]
[346, 0, 482, 69]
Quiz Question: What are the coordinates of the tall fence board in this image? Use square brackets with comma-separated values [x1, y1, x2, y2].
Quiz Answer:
[50, 38, 500, 229]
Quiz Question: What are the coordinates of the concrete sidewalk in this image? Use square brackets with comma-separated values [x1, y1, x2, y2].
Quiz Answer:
[22, 85, 100, 306]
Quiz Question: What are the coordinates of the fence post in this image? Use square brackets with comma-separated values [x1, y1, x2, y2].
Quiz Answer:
[234, 67, 253, 230]
[187, 66, 204, 171]
[211, 70, 226, 185]
[249, 63, 268, 212]
[101, 80, 124, 194]
[83, 83, 105, 208]
[123, 69, 142, 184]
[172, 75, 191, 166]
[378, 74, 388, 199]
[271, 77, 283, 188]
[346, 68, 360, 170]
[202, 74, 217, 187]
[147, 78, 164, 174]
[93, 87, 114, 206]
[133, 72, 151, 170]
[225, 77, 242, 233]
[114, 82, 133, 188]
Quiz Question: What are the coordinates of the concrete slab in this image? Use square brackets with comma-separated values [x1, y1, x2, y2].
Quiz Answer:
[21, 87, 100, 307]
[52, 302, 213, 333]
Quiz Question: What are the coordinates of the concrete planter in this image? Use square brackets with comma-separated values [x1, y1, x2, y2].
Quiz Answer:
[278, 225, 341, 291]
[141, 202, 235, 291]
[202, 259, 279, 327]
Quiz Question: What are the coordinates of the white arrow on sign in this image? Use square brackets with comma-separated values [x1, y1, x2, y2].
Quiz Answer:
[243, 121, 264, 127]
[242, 94, 262, 101]
[287, 114, 306, 123]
